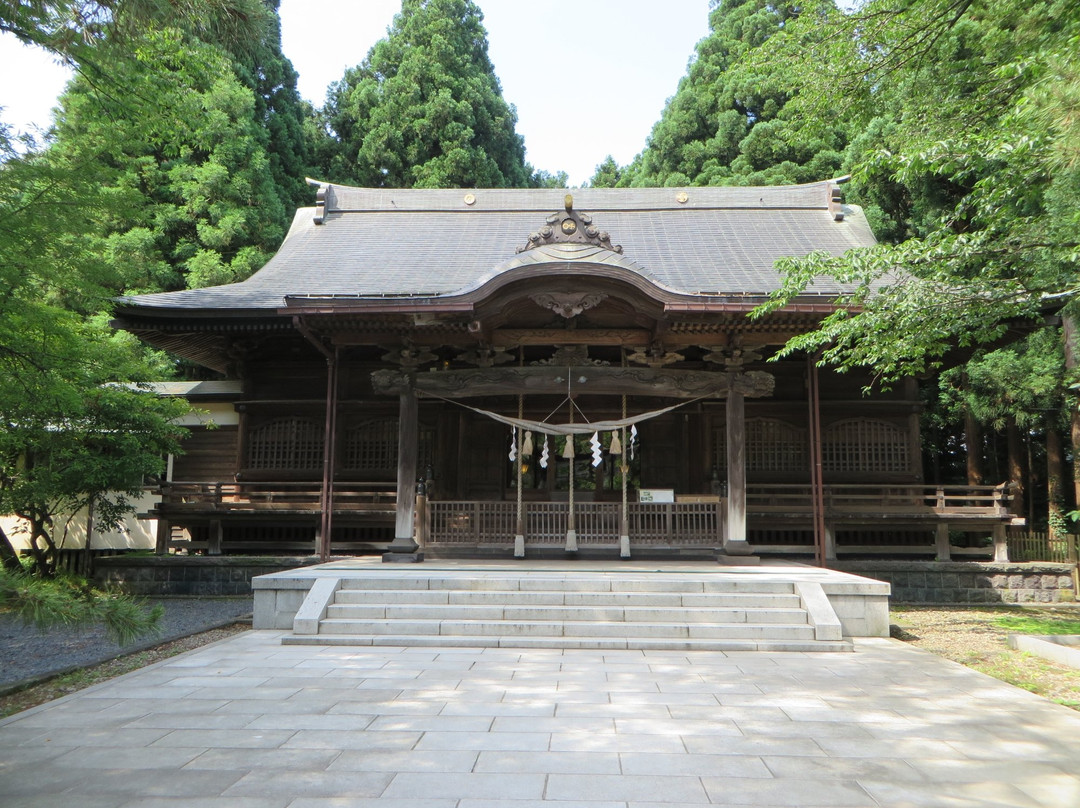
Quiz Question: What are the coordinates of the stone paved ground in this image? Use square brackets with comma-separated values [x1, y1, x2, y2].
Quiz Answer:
[2, 631, 1079, 807]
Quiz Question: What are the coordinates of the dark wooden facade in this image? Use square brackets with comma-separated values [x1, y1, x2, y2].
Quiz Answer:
[114, 182, 1018, 560]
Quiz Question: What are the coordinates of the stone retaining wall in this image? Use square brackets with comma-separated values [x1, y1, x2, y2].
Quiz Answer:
[93, 556, 322, 596]
[835, 561, 1077, 604]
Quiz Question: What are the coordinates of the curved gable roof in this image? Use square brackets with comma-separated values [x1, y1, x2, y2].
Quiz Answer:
[118, 180, 876, 313]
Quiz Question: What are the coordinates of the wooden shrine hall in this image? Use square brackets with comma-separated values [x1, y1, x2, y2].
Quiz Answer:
[112, 180, 1019, 563]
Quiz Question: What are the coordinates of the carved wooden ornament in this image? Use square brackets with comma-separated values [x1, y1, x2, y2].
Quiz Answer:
[529, 292, 608, 319]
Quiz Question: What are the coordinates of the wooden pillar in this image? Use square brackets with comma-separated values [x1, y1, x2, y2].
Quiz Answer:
[935, 523, 952, 561]
[385, 390, 422, 559]
[992, 523, 1009, 562]
[208, 519, 223, 556]
[824, 521, 837, 562]
[155, 517, 171, 555]
[317, 349, 339, 561]
[155, 481, 171, 555]
[724, 389, 750, 553]
[807, 356, 827, 566]
[415, 486, 429, 551]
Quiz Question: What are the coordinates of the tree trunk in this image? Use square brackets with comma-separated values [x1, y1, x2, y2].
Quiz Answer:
[1047, 423, 1066, 538]
[964, 409, 984, 486]
[1006, 417, 1027, 519]
[1062, 315, 1080, 507]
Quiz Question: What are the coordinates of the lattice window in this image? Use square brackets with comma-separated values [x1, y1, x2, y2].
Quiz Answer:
[823, 418, 910, 474]
[246, 417, 324, 470]
[712, 419, 807, 473]
[747, 418, 807, 472]
[344, 419, 434, 474]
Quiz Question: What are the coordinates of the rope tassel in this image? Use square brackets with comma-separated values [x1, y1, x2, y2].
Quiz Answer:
[562, 436, 575, 459]
[522, 430, 533, 456]
[608, 432, 622, 455]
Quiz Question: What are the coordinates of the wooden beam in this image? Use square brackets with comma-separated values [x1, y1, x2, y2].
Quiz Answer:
[372, 366, 775, 400]
[491, 329, 652, 347]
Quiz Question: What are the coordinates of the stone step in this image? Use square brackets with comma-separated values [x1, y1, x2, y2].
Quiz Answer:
[332, 588, 802, 609]
[286, 570, 854, 653]
[336, 576, 798, 595]
[316, 617, 817, 640]
[282, 633, 853, 653]
[325, 603, 809, 624]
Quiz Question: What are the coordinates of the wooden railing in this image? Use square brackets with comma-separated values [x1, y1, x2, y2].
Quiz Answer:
[157, 481, 396, 514]
[747, 483, 1013, 518]
[427, 501, 724, 546]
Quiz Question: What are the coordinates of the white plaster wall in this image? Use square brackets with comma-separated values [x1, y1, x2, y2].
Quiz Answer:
[1, 489, 160, 553]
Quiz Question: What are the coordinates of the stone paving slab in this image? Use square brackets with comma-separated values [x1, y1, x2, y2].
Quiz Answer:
[3, 631, 1080, 807]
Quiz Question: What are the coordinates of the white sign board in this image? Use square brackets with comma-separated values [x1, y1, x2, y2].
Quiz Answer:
[638, 488, 675, 503]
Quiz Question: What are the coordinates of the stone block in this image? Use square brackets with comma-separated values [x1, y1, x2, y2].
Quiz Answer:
[940, 573, 960, 589]
[1041, 575, 1060, 590]
[1016, 589, 1035, 603]
[1008, 575, 1025, 589]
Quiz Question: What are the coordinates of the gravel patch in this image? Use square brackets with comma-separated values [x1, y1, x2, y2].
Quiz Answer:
[0, 596, 253, 691]
[891, 605, 1080, 709]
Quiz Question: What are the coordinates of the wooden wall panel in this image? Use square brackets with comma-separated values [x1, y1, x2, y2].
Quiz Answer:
[171, 427, 239, 481]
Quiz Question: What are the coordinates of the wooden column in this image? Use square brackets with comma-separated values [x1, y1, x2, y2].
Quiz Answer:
[208, 519, 223, 556]
[824, 522, 837, 562]
[807, 356, 827, 566]
[992, 523, 1009, 562]
[385, 390, 422, 559]
[317, 349, 339, 561]
[155, 517, 171, 555]
[724, 389, 751, 554]
[935, 523, 952, 561]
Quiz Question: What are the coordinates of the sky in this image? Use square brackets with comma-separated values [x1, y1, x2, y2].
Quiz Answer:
[0, 0, 711, 186]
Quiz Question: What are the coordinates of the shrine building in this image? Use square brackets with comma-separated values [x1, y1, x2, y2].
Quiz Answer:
[112, 180, 1018, 563]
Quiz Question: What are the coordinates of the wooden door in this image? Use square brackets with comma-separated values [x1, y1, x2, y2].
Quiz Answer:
[459, 414, 508, 498]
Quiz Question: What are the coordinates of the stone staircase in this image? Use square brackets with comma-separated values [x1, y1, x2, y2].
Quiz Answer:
[281, 572, 853, 652]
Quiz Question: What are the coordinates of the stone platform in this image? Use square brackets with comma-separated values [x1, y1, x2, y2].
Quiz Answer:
[253, 559, 890, 652]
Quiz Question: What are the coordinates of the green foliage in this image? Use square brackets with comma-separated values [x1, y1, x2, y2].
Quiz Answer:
[756, 0, 1080, 381]
[0, 295, 189, 573]
[533, 170, 569, 189]
[0, 567, 163, 646]
[226, 0, 311, 211]
[0, 1, 272, 62]
[625, 0, 849, 188]
[319, 0, 531, 189]
[48, 28, 289, 294]
[588, 156, 623, 188]
[940, 329, 1065, 431]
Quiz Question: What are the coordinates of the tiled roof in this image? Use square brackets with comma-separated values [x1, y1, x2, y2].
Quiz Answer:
[120, 180, 876, 312]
